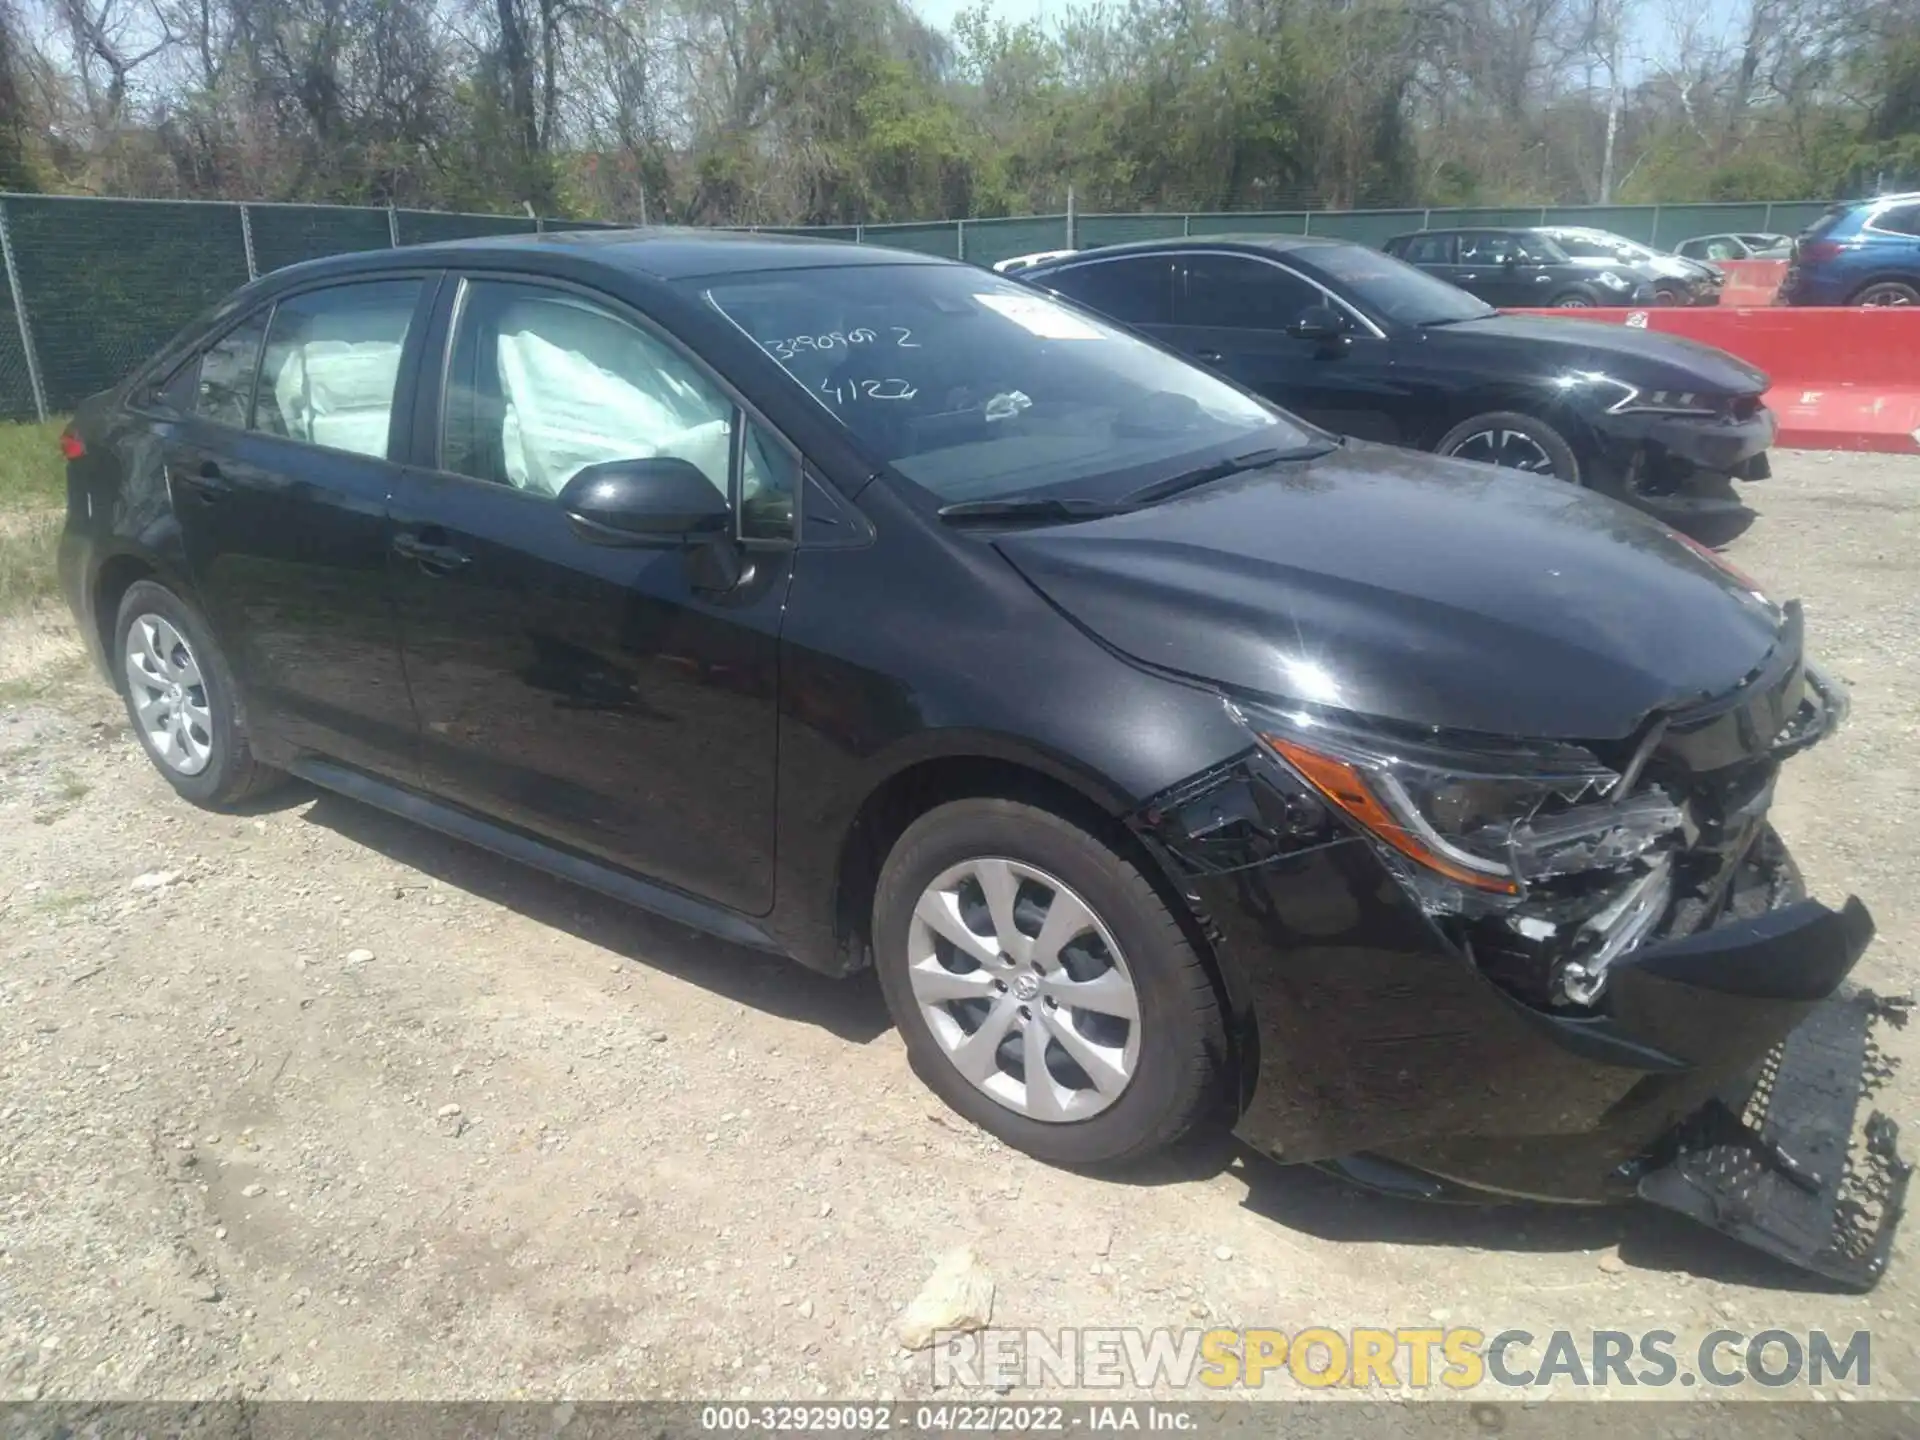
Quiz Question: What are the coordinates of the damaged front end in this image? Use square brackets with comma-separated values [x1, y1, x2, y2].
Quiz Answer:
[1137, 602, 1908, 1289]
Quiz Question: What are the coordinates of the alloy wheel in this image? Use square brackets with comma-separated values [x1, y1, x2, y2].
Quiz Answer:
[1856, 283, 1917, 307]
[905, 857, 1141, 1122]
[125, 613, 214, 776]
[1554, 296, 1594, 308]
[1445, 428, 1559, 475]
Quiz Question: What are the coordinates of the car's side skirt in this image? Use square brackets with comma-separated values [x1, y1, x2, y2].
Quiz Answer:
[287, 756, 790, 957]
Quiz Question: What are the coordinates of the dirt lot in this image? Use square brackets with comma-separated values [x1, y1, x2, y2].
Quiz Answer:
[2, 450, 1918, 1406]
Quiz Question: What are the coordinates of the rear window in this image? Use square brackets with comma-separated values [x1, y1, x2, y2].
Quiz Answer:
[1801, 205, 1852, 241]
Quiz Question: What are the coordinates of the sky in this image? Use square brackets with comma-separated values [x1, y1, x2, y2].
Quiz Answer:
[913, 0, 1052, 33]
[906, 0, 1747, 83]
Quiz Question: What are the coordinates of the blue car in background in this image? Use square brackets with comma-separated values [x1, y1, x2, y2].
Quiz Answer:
[1779, 192, 1920, 305]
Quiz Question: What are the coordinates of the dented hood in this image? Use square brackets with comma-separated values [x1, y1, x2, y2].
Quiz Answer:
[994, 443, 1786, 741]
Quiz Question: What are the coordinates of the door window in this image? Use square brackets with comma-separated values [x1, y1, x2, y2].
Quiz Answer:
[1872, 203, 1920, 236]
[1457, 232, 1519, 264]
[1399, 234, 1454, 265]
[1178, 255, 1321, 329]
[1041, 258, 1173, 325]
[252, 280, 421, 459]
[173, 311, 270, 428]
[441, 279, 795, 538]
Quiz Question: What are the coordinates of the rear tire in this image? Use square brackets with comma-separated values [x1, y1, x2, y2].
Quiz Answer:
[1850, 280, 1919, 307]
[115, 579, 281, 809]
[1435, 410, 1581, 483]
[872, 798, 1228, 1167]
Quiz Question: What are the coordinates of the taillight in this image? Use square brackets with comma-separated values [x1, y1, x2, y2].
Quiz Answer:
[59, 428, 85, 461]
[1797, 240, 1844, 263]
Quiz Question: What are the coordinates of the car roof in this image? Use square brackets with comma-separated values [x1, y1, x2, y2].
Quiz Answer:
[256, 226, 943, 287]
[1025, 234, 1358, 269]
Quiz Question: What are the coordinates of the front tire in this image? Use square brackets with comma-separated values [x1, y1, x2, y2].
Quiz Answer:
[1549, 291, 1596, 308]
[1435, 410, 1581, 482]
[115, 579, 281, 808]
[872, 798, 1227, 1167]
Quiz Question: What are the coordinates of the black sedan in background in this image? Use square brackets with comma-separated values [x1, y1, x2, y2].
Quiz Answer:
[57, 231, 1896, 1287]
[1020, 236, 1774, 533]
[1383, 227, 1657, 307]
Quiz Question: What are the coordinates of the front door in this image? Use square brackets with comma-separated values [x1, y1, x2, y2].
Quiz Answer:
[388, 277, 797, 917]
[1158, 253, 1405, 442]
[164, 277, 431, 780]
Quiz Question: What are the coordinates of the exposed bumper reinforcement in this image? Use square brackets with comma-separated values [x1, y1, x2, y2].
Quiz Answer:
[1636, 986, 1911, 1290]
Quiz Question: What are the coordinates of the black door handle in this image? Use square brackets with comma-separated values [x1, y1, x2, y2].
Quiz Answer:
[393, 530, 472, 576]
[176, 460, 231, 501]
[1193, 349, 1223, 364]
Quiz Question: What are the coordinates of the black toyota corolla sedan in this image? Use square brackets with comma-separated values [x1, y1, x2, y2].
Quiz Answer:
[58, 230, 1903, 1286]
[1017, 236, 1774, 535]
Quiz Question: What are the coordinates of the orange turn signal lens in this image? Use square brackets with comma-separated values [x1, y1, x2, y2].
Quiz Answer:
[1264, 736, 1520, 895]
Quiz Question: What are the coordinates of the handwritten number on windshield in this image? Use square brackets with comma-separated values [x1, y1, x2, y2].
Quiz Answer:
[819, 378, 918, 403]
[763, 327, 916, 362]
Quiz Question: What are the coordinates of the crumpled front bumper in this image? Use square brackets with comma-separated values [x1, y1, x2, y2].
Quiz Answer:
[1593, 405, 1776, 513]
[1637, 984, 1909, 1291]
[1135, 748, 1907, 1286]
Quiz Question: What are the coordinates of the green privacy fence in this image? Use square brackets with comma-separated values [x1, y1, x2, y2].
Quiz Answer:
[0, 193, 1834, 422]
[949, 199, 1836, 265]
[0, 195, 616, 421]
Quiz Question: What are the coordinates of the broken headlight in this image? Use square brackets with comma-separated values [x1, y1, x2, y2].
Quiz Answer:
[1235, 703, 1684, 902]
[1236, 703, 1692, 1008]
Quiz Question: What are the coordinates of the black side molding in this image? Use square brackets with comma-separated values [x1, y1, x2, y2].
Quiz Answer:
[287, 756, 789, 956]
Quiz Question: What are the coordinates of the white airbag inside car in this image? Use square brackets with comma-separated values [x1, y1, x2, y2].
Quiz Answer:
[495, 320, 732, 497]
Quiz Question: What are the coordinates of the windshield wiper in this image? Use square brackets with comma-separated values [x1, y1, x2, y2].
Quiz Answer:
[937, 495, 1131, 526]
[1119, 443, 1334, 508]
[938, 441, 1337, 526]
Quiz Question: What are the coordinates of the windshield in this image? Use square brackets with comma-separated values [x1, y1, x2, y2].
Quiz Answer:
[1305, 245, 1496, 325]
[687, 263, 1305, 504]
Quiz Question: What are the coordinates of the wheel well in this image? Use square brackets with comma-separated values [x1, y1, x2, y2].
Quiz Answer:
[832, 754, 1254, 1096]
[93, 554, 156, 683]
[1428, 392, 1577, 451]
[1847, 275, 1920, 301]
[833, 757, 1118, 964]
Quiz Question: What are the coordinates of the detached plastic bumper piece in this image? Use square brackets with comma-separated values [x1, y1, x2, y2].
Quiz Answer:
[1637, 987, 1912, 1290]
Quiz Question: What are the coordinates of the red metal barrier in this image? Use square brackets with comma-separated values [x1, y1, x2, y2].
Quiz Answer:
[1715, 258, 1787, 307]
[1506, 305, 1920, 454]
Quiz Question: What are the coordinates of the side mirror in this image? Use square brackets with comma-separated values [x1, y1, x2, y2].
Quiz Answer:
[559, 456, 732, 546]
[1500, 253, 1521, 269]
[1289, 304, 1346, 344]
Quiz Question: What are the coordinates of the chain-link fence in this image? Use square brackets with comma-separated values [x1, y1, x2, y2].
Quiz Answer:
[0, 193, 1836, 422]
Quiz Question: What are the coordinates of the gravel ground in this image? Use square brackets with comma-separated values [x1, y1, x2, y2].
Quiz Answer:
[1, 450, 1917, 1408]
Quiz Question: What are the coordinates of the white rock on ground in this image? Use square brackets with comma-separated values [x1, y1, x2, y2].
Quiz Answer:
[895, 1246, 995, 1351]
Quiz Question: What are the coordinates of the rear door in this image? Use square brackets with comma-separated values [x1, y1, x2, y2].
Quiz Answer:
[1151, 252, 1402, 440]
[163, 275, 434, 780]
[1393, 231, 1459, 285]
[1029, 255, 1175, 336]
[1865, 201, 1920, 269]
[386, 274, 796, 917]
[1452, 232, 1531, 304]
